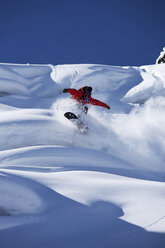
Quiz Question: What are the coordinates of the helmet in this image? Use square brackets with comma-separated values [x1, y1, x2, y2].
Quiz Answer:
[80, 86, 92, 96]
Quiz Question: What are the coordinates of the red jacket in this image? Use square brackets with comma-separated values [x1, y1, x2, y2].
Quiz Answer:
[67, 88, 109, 108]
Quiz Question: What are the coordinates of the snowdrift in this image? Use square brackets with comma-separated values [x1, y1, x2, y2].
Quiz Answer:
[0, 62, 165, 248]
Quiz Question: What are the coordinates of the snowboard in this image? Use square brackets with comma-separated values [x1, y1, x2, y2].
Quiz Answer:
[64, 112, 88, 134]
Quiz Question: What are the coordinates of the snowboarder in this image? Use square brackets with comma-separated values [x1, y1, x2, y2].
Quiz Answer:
[62, 86, 110, 132]
[63, 86, 110, 110]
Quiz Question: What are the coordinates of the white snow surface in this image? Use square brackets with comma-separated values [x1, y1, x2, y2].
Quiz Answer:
[0, 62, 165, 248]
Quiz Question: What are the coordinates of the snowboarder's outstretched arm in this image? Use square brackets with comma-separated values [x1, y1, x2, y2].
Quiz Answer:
[63, 88, 83, 97]
[89, 97, 110, 109]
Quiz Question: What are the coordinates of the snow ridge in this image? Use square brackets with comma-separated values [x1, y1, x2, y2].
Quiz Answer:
[0, 63, 165, 248]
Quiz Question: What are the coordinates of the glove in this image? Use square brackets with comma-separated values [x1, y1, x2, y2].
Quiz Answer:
[106, 105, 111, 109]
[63, 88, 68, 93]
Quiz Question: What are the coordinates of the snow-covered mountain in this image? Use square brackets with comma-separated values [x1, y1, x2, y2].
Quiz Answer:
[0, 62, 165, 248]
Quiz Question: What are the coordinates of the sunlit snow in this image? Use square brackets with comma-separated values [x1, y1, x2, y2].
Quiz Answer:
[0, 62, 165, 248]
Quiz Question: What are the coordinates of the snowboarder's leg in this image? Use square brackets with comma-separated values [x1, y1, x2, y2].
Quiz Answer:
[77, 106, 89, 133]
[78, 105, 88, 119]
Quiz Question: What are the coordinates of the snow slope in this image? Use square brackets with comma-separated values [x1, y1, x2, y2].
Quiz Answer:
[0, 62, 165, 248]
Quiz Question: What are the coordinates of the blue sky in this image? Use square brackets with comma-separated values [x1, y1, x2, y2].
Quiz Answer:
[0, 0, 164, 66]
